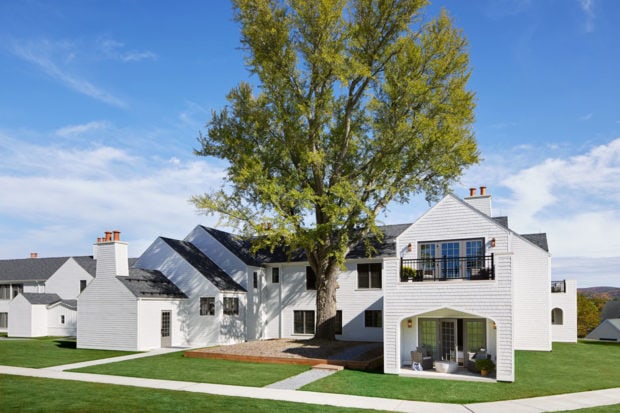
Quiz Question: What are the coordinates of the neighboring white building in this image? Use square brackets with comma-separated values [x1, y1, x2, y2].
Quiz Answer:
[77, 232, 188, 351]
[550, 280, 578, 343]
[0, 255, 95, 336]
[8, 293, 77, 337]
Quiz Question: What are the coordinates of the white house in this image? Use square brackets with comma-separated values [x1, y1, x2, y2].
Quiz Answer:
[69, 188, 577, 382]
[8, 293, 77, 337]
[77, 231, 188, 351]
[0, 254, 95, 336]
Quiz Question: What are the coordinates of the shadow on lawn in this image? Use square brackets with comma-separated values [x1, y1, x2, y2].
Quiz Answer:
[54, 339, 77, 349]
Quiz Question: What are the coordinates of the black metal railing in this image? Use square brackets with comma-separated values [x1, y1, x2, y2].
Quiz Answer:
[551, 280, 566, 293]
[400, 254, 495, 282]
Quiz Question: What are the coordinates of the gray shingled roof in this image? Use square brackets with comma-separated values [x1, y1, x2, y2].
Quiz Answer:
[521, 233, 549, 252]
[73, 256, 96, 276]
[492, 216, 509, 228]
[117, 268, 188, 298]
[201, 223, 412, 265]
[160, 237, 246, 292]
[601, 300, 620, 321]
[0, 257, 69, 282]
[20, 292, 62, 305]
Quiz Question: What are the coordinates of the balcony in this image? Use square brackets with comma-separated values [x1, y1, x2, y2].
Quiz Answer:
[400, 254, 495, 282]
[551, 280, 566, 293]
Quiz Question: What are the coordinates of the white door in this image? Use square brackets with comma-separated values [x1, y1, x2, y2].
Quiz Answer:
[161, 311, 172, 347]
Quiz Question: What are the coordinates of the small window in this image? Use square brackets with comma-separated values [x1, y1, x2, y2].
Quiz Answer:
[0, 285, 10, 300]
[12, 284, 23, 298]
[0, 312, 7, 328]
[200, 297, 215, 316]
[253, 272, 258, 289]
[306, 266, 316, 290]
[60, 315, 65, 324]
[335, 310, 343, 335]
[294, 310, 315, 334]
[80, 280, 87, 292]
[223, 297, 239, 316]
[365, 310, 382, 328]
[551, 308, 563, 325]
[357, 263, 382, 289]
[272, 268, 280, 283]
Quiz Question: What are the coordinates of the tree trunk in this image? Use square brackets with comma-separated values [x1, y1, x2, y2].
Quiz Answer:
[313, 260, 340, 340]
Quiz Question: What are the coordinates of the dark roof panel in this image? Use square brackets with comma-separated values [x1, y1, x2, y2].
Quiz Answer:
[117, 268, 188, 298]
[492, 216, 509, 229]
[201, 223, 411, 265]
[521, 233, 549, 252]
[160, 238, 246, 292]
[72, 256, 97, 276]
[20, 292, 62, 305]
[0, 257, 69, 282]
[601, 301, 620, 321]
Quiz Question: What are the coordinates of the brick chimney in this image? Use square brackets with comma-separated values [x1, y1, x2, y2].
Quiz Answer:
[464, 186, 492, 216]
[94, 230, 129, 278]
[30, 252, 38, 259]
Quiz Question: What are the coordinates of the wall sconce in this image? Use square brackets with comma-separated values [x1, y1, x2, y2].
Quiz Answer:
[407, 319, 412, 328]
[492, 322, 497, 330]
[490, 238, 496, 248]
[407, 243, 413, 252]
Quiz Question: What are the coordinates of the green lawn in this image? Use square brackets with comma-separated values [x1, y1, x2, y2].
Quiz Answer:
[0, 337, 136, 368]
[72, 351, 310, 387]
[301, 341, 620, 404]
[0, 375, 381, 413]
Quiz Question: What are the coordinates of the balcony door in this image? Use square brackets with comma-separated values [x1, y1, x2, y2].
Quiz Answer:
[419, 239, 484, 280]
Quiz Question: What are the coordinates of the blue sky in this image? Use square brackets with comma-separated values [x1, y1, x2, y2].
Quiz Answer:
[0, 1, 618, 288]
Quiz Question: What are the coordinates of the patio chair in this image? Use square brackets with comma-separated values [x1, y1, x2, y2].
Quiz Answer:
[411, 348, 433, 370]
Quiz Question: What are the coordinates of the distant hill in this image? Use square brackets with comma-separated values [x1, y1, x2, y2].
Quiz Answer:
[578, 286, 620, 300]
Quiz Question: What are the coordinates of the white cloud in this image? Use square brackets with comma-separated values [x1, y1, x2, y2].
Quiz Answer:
[7, 38, 127, 108]
[0, 135, 225, 258]
[580, 0, 596, 33]
[99, 38, 158, 62]
[579, 112, 593, 121]
[495, 138, 620, 257]
[55, 121, 109, 137]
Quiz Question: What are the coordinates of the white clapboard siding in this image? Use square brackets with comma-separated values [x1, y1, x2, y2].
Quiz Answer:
[45, 258, 93, 300]
[551, 280, 577, 343]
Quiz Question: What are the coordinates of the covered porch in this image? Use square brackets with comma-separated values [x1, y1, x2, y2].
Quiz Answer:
[399, 308, 497, 380]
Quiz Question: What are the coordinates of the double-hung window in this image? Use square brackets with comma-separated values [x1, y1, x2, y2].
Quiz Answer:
[200, 297, 215, 316]
[223, 297, 239, 316]
[293, 310, 315, 334]
[357, 263, 382, 289]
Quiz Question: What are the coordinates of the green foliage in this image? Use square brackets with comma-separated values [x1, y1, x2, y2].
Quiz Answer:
[578, 293, 601, 338]
[302, 341, 620, 403]
[475, 358, 495, 372]
[193, 0, 478, 339]
[400, 266, 417, 281]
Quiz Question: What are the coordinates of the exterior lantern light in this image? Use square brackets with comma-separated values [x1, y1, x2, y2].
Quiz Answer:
[407, 319, 412, 328]
[490, 238, 496, 248]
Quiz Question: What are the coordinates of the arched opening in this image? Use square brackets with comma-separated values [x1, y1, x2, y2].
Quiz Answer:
[551, 308, 563, 325]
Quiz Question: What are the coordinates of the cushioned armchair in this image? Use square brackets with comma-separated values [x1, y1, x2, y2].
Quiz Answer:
[411, 346, 433, 370]
[467, 349, 490, 373]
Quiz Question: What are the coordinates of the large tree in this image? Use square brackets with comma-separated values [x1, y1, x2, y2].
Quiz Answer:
[193, 0, 478, 340]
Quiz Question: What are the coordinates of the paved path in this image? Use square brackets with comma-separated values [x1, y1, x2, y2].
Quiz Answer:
[44, 347, 183, 371]
[1, 364, 619, 412]
[266, 368, 338, 390]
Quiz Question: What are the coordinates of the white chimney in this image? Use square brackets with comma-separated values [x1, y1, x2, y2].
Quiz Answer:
[94, 230, 129, 278]
[464, 186, 492, 216]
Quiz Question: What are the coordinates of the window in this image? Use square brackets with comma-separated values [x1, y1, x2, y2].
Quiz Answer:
[12, 284, 23, 298]
[0, 312, 7, 328]
[253, 272, 258, 289]
[465, 319, 486, 354]
[552, 308, 563, 325]
[272, 268, 280, 283]
[200, 297, 215, 316]
[80, 280, 87, 292]
[364, 310, 382, 328]
[335, 310, 343, 335]
[60, 315, 65, 324]
[223, 297, 239, 316]
[0, 285, 9, 300]
[357, 263, 382, 289]
[306, 266, 316, 290]
[294, 310, 315, 334]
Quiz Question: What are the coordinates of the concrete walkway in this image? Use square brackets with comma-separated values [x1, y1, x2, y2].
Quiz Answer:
[1, 364, 619, 412]
[44, 347, 184, 371]
[266, 367, 338, 390]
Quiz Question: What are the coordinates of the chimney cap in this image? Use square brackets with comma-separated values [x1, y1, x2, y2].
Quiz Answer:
[30, 252, 38, 259]
[469, 187, 477, 197]
[480, 186, 487, 196]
